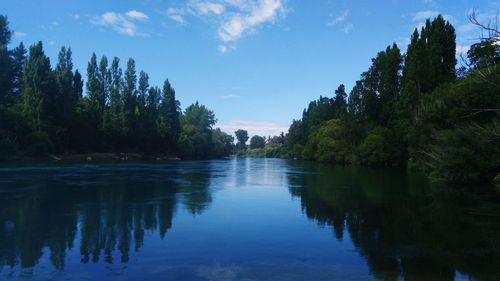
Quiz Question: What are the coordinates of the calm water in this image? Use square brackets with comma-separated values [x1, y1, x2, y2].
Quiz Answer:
[1, 158, 500, 281]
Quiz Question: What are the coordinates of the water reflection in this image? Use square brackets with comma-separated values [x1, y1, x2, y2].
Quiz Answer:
[287, 162, 500, 281]
[1, 159, 500, 280]
[0, 162, 214, 270]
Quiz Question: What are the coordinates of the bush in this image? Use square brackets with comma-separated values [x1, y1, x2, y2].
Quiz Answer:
[426, 121, 500, 183]
[358, 127, 404, 166]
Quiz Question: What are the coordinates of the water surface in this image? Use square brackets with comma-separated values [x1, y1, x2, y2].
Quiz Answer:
[1, 158, 499, 280]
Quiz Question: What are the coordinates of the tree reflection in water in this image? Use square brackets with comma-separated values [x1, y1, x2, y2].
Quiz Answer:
[0, 162, 214, 270]
[287, 162, 500, 281]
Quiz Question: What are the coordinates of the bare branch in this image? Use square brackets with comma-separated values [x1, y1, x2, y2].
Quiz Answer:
[468, 9, 500, 40]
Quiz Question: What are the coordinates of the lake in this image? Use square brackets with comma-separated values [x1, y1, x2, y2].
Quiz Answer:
[1, 158, 499, 281]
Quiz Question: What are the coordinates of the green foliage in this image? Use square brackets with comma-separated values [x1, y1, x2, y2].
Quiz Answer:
[250, 135, 266, 149]
[358, 127, 403, 166]
[426, 122, 500, 183]
[315, 119, 351, 163]
[235, 129, 249, 150]
[467, 39, 500, 69]
[178, 102, 229, 159]
[211, 128, 235, 158]
[245, 145, 286, 158]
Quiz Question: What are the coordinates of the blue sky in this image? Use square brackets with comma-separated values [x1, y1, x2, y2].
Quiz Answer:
[2, 0, 499, 136]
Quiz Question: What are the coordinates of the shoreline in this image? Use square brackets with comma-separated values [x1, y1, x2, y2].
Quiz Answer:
[2, 153, 181, 163]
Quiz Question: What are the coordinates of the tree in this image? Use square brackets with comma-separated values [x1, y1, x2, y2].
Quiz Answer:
[333, 84, 347, 118]
[138, 70, 149, 112]
[22, 42, 52, 132]
[211, 128, 234, 158]
[235, 129, 249, 150]
[86, 53, 101, 129]
[98, 56, 110, 118]
[11, 42, 27, 96]
[250, 135, 266, 149]
[55, 47, 76, 123]
[178, 102, 216, 159]
[0, 15, 11, 46]
[160, 79, 180, 151]
[123, 58, 137, 135]
[0, 15, 12, 104]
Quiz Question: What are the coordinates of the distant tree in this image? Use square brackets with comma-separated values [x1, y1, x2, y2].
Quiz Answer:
[235, 129, 249, 150]
[178, 102, 216, 159]
[250, 135, 266, 149]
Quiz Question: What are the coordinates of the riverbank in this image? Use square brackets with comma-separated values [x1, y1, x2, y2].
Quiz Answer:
[2, 153, 181, 163]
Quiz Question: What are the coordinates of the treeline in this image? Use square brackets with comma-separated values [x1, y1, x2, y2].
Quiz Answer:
[0, 15, 234, 160]
[285, 15, 500, 183]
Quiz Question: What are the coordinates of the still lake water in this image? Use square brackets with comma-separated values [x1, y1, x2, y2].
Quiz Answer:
[0, 158, 500, 281]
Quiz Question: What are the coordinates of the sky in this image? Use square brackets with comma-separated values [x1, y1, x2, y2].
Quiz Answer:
[2, 0, 499, 137]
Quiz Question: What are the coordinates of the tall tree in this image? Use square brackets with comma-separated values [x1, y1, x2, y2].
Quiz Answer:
[103, 56, 124, 145]
[161, 79, 180, 150]
[11, 42, 27, 96]
[0, 15, 11, 46]
[86, 53, 101, 129]
[138, 70, 149, 112]
[21, 42, 52, 133]
[98, 55, 110, 119]
[0, 15, 12, 103]
[333, 84, 347, 118]
[123, 58, 137, 134]
[55, 47, 76, 125]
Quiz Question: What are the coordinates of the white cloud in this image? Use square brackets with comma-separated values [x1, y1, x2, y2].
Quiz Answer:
[328, 10, 349, 26]
[190, 1, 225, 15]
[49, 41, 55, 46]
[217, 94, 239, 99]
[218, 0, 284, 43]
[92, 11, 147, 36]
[166, 0, 286, 52]
[166, 8, 187, 24]
[342, 23, 353, 33]
[412, 10, 454, 31]
[219, 120, 288, 137]
[126, 10, 149, 21]
[13, 31, 26, 39]
[218, 45, 228, 53]
[413, 10, 440, 22]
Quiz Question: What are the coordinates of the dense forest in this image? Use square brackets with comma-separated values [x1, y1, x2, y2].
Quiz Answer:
[282, 14, 500, 184]
[0, 15, 234, 160]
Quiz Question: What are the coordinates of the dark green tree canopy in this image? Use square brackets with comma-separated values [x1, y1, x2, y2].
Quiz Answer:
[235, 129, 249, 148]
[250, 135, 266, 149]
